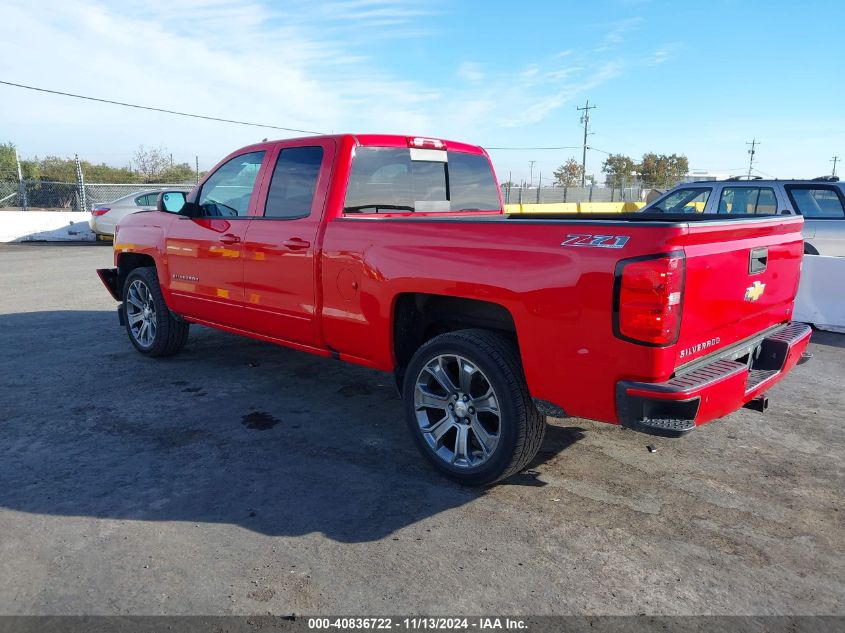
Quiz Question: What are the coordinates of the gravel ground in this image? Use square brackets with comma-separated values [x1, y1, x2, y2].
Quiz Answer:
[0, 243, 842, 616]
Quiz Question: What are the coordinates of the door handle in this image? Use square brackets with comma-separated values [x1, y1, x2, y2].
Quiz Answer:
[219, 234, 241, 245]
[282, 238, 311, 250]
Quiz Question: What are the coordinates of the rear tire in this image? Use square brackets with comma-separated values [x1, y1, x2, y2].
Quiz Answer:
[402, 329, 546, 486]
[122, 267, 189, 357]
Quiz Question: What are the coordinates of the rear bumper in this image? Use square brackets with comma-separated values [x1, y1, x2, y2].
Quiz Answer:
[616, 322, 812, 435]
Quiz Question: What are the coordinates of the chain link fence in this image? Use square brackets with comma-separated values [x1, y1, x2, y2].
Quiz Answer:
[84, 183, 194, 208]
[501, 184, 644, 204]
[0, 179, 194, 211]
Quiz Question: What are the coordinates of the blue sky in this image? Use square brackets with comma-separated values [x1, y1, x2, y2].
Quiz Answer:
[1, 0, 843, 183]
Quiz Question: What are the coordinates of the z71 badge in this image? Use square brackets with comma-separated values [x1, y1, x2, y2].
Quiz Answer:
[561, 234, 630, 249]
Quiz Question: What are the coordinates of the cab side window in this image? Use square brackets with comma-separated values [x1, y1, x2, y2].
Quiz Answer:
[264, 146, 324, 219]
[718, 187, 777, 214]
[198, 151, 265, 217]
[786, 186, 845, 218]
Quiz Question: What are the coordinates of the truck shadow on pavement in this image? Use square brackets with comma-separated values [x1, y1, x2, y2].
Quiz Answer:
[0, 310, 584, 543]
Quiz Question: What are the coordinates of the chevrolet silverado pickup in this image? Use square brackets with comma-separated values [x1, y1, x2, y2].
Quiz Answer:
[97, 134, 811, 485]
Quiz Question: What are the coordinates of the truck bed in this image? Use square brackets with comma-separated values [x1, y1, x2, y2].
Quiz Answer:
[322, 213, 805, 424]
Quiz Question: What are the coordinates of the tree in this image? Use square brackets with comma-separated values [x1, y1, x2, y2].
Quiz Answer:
[553, 157, 584, 187]
[133, 145, 172, 182]
[602, 154, 638, 188]
[36, 156, 77, 183]
[0, 142, 17, 179]
[159, 163, 197, 183]
[638, 153, 689, 188]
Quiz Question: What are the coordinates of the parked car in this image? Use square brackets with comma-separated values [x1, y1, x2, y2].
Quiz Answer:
[640, 177, 845, 256]
[89, 190, 171, 237]
[97, 134, 811, 485]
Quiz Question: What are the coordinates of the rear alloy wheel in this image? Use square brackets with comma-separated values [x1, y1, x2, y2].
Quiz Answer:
[403, 329, 546, 486]
[122, 267, 189, 357]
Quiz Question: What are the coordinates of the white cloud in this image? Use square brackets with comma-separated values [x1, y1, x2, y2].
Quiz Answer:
[651, 49, 670, 64]
[0, 0, 629, 165]
[456, 62, 485, 83]
[597, 16, 643, 49]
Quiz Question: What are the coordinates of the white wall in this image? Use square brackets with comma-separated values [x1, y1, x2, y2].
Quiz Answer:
[794, 255, 845, 333]
[0, 211, 95, 242]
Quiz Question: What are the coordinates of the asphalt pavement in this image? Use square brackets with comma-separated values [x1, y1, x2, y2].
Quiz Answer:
[0, 243, 842, 616]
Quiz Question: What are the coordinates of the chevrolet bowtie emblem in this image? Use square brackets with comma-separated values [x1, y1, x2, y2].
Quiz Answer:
[744, 280, 766, 302]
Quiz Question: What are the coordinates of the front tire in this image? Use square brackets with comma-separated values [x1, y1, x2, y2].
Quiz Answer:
[402, 329, 546, 486]
[123, 267, 189, 357]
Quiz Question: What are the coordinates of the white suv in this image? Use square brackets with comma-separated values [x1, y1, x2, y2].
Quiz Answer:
[641, 177, 845, 256]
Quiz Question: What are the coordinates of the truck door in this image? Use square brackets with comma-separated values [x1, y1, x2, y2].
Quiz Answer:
[241, 139, 335, 345]
[165, 150, 267, 326]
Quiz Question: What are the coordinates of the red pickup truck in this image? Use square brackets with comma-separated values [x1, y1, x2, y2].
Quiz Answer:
[97, 134, 811, 485]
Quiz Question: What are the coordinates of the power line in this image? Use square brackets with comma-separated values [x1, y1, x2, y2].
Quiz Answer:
[486, 146, 582, 150]
[0, 79, 324, 135]
[576, 99, 596, 186]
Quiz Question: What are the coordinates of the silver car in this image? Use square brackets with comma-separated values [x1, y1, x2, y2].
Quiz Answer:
[641, 177, 845, 256]
[89, 190, 167, 237]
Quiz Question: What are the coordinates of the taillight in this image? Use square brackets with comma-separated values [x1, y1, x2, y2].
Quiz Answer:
[613, 252, 685, 346]
[92, 207, 110, 216]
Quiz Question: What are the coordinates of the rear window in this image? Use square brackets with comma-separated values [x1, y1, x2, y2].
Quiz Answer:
[786, 186, 845, 218]
[343, 147, 500, 213]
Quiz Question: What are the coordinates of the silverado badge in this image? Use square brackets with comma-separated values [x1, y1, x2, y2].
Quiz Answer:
[744, 280, 766, 302]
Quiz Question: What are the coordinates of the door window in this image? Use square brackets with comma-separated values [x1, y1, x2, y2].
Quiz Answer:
[198, 151, 265, 217]
[263, 146, 324, 219]
[135, 193, 158, 206]
[786, 186, 845, 218]
[717, 187, 778, 214]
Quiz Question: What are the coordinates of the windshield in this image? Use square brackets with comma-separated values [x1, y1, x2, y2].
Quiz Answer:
[343, 147, 501, 213]
[649, 187, 711, 213]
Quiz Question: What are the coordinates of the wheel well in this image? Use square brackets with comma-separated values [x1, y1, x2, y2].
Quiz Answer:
[393, 293, 518, 370]
[117, 253, 156, 298]
[803, 241, 819, 256]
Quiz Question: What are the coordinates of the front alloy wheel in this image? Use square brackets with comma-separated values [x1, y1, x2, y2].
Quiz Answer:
[126, 279, 157, 349]
[121, 266, 189, 357]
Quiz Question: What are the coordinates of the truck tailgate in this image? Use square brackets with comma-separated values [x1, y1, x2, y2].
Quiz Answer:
[674, 216, 804, 366]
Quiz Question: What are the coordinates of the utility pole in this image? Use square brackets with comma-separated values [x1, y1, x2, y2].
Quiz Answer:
[832, 156, 839, 177]
[195, 156, 200, 183]
[746, 139, 760, 178]
[577, 99, 596, 187]
[528, 160, 536, 188]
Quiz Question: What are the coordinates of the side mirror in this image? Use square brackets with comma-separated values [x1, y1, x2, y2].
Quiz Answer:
[157, 191, 187, 214]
